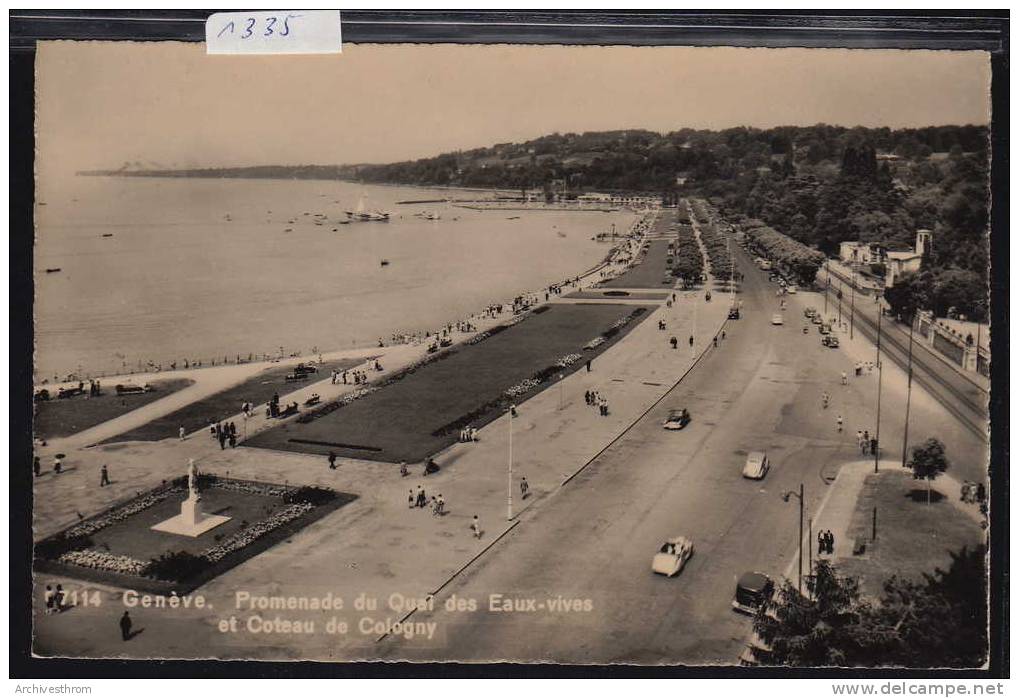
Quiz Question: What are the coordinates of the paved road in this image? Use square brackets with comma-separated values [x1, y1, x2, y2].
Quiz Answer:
[373, 244, 880, 663]
[819, 277, 988, 441]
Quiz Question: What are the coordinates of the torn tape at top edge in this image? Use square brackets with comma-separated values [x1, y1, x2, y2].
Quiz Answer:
[206, 11, 342, 55]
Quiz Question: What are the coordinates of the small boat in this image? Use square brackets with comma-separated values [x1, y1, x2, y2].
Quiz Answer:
[380, 259, 390, 266]
[284, 228, 293, 233]
[507, 216, 520, 220]
[346, 193, 391, 222]
[101, 233, 114, 238]
[45, 268, 61, 273]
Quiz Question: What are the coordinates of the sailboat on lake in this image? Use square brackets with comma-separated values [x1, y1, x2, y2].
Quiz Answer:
[345, 193, 390, 222]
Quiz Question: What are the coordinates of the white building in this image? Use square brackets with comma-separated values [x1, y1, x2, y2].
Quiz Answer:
[885, 229, 932, 288]
[839, 241, 878, 265]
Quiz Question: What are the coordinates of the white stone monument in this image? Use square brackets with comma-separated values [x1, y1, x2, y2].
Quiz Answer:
[151, 459, 231, 537]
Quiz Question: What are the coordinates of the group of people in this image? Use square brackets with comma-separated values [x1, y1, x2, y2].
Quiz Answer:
[408, 485, 446, 517]
[585, 390, 609, 416]
[817, 529, 836, 555]
[43, 584, 67, 614]
[210, 420, 239, 449]
[458, 426, 479, 443]
[853, 361, 875, 376]
[332, 368, 364, 385]
[855, 430, 879, 456]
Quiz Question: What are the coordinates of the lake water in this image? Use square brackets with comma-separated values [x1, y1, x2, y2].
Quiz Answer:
[33, 177, 636, 379]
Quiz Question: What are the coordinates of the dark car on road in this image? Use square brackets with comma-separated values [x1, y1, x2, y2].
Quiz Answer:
[822, 335, 840, 348]
[732, 571, 775, 614]
[662, 408, 692, 430]
[728, 306, 740, 319]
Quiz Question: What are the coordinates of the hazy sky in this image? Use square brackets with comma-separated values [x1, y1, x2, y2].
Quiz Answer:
[36, 42, 990, 175]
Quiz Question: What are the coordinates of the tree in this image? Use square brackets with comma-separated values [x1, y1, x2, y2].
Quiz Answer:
[867, 545, 987, 667]
[884, 271, 932, 322]
[907, 437, 950, 505]
[752, 560, 876, 666]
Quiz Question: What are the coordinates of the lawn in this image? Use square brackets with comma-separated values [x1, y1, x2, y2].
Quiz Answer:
[600, 239, 676, 289]
[837, 469, 985, 598]
[104, 358, 367, 443]
[244, 303, 653, 463]
[34, 378, 194, 440]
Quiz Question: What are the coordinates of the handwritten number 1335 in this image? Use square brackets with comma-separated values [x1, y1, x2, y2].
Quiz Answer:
[218, 14, 301, 40]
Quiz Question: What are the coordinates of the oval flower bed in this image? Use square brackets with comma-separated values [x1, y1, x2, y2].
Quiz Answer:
[58, 549, 148, 576]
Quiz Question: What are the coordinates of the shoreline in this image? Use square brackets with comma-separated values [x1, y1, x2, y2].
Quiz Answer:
[35, 208, 654, 391]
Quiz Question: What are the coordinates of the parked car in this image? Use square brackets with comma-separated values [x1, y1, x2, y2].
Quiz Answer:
[732, 571, 775, 614]
[811, 315, 823, 325]
[822, 335, 840, 348]
[771, 314, 784, 325]
[293, 363, 318, 375]
[818, 323, 830, 335]
[662, 408, 692, 430]
[742, 451, 770, 480]
[652, 536, 694, 577]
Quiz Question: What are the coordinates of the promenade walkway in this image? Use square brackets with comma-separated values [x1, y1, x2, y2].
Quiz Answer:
[32, 208, 739, 660]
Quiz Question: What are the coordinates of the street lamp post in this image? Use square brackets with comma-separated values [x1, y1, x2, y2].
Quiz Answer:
[507, 410, 514, 521]
[824, 262, 830, 315]
[850, 271, 855, 340]
[782, 484, 806, 595]
[874, 305, 883, 474]
[901, 313, 915, 467]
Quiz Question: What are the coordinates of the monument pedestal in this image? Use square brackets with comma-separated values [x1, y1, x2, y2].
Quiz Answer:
[151, 494, 231, 538]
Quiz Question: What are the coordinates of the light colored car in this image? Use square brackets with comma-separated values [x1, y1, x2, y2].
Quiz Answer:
[771, 314, 784, 325]
[652, 536, 695, 577]
[786, 285, 797, 294]
[742, 451, 770, 479]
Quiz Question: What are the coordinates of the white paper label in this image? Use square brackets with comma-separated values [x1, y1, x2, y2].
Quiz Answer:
[205, 11, 342, 55]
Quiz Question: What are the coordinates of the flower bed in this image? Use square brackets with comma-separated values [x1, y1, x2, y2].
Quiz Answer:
[58, 549, 148, 576]
[296, 386, 378, 424]
[63, 489, 174, 539]
[201, 503, 313, 563]
[584, 336, 607, 350]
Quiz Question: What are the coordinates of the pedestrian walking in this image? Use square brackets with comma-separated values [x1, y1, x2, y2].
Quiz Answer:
[586, 359, 591, 372]
[470, 428, 478, 442]
[721, 330, 726, 340]
[218, 432, 227, 450]
[689, 335, 694, 347]
[400, 461, 409, 477]
[179, 425, 186, 441]
[54, 584, 65, 613]
[416, 486, 427, 508]
[817, 531, 825, 555]
[210, 423, 217, 439]
[229, 422, 237, 436]
[470, 515, 482, 539]
[408, 489, 415, 508]
[228, 433, 236, 448]
[520, 476, 529, 499]
[100, 464, 111, 487]
[670, 336, 678, 349]
[870, 437, 878, 456]
[836, 415, 843, 432]
[841, 371, 848, 386]
[327, 451, 337, 470]
[44, 585, 55, 614]
[120, 611, 133, 641]
[510, 404, 517, 418]
[712, 336, 718, 348]
[33, 456, 41, 477]
[826, 530, 835, 554]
